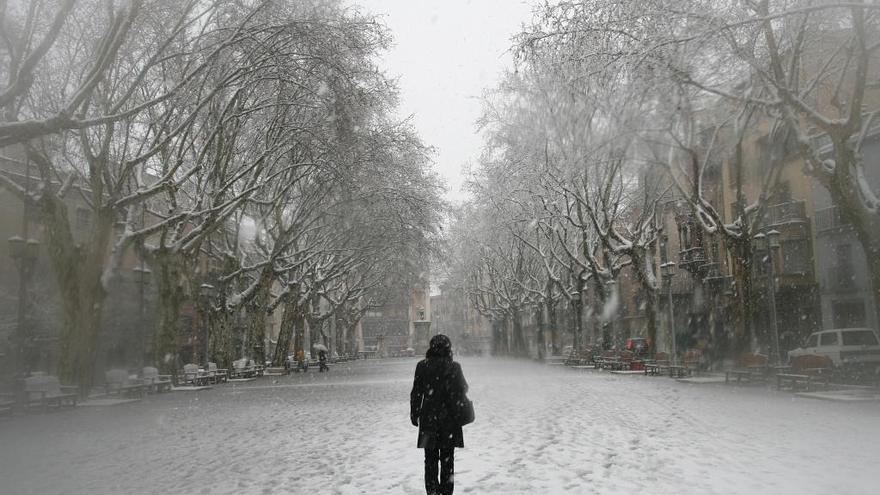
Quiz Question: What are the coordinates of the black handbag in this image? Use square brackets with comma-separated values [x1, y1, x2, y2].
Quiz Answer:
[453, 395, 475, 426]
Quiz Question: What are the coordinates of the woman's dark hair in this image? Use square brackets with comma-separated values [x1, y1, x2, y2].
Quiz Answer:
[426, 334, 452, 360]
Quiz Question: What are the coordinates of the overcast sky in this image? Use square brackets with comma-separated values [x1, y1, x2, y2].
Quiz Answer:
[354, 0, 536, 203]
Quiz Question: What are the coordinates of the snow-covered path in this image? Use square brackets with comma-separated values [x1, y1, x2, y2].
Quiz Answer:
[0, 358, 878, 494]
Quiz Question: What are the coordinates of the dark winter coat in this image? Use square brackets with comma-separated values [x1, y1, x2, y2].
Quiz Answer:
[410, 358, 468, 449]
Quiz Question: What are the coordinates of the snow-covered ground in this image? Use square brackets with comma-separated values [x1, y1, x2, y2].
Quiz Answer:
[1, 358, 878, 494]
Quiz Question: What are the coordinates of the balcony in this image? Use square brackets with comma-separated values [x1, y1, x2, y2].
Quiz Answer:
[699, 261, 721, 279]
[815, 205, 851, 234]
[765, 200, 807, 226]
[678, 246, 707, 274]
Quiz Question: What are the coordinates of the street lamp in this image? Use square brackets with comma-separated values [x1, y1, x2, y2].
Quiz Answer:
[661, 261, 677, 365]
[755, 230, 782, 366]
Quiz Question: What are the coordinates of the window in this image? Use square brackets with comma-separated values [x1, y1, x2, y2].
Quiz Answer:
[841, 330, 879, 346]
[819, 332, 839, 346]
[805, 334, 819, 348]
[781, 240, 810, 274]
[75, 207, 92, 232]
[660, 236, 668, 264]
[832, 300, 866, 328]
[832, 244, 854, 290]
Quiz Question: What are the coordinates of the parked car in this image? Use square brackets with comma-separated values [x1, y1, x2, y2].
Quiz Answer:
[788, 328, 880, 371]
[625, 337, 650, 358]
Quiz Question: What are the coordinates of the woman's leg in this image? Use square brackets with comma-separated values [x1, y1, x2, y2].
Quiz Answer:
[424, 448, 440, 494]
[439, 448, 455, 495]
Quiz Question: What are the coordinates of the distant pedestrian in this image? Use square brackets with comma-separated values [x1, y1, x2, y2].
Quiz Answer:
[296, 349, 307, 373]
[318, 350, 329, 372]
[410, 334, 470, 495]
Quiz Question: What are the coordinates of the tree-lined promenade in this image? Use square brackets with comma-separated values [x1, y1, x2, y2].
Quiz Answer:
[447, 1, 880, 362]
[1, 358, 878, 494]
[0, 0, 442, 391]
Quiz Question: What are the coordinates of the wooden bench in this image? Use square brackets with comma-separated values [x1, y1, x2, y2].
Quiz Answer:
[644, 353, 670, 376]
[598, 350, 633, 371]
[563, 350, 592, 366]
[726, 354, 771, 385]
[776, 372, 830, 391]
[104, 369, 146, 398]
[683, 349, 703, 376]
[725, 367, 769, 384]
[230, 359, 260, 379]
[0, 397, 14, 416]
[776, 356, 834, 392]
[595, 350, 617, 370]
[667, 364, 690, 378]
[644, 361, 664, 376]
[23, 375, 78, 412]
[205, 362, 228, 384]
[142, 367, 172, 393]
[179, 364, 211, 386]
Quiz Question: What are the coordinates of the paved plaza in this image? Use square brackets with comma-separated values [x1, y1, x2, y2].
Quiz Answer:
[1, 358, 878, 494]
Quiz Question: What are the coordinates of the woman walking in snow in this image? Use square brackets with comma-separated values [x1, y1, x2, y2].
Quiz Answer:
[410, 334, 470, 495]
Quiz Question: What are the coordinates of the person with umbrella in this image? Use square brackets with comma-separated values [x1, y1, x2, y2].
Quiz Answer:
[315, 343, 329, 372]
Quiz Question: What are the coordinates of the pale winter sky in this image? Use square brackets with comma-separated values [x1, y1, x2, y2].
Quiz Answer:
[354, 0, 536, 203]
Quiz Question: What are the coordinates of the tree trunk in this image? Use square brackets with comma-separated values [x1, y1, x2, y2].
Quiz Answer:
[293, 305, 306, 355]
[547, 299, 558, 355]
[572, 298, 583, 351]
[535, 306, 546, 361]
[630, 249, 659, 355]
[209, 309, 233, 370]
[490, 319, 500, 355]
[728, 237, 755, 358]
[272, 299, 297, 367]
[41, 195, 113, 393]
[512, 309, 525, 356]
[348, 318, 361, 356]
[244, 269, 272, 364]
[153, 253, 186, 378]
[644, 291, 658, 356]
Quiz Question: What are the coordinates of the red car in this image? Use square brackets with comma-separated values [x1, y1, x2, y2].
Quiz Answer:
[625, 337, 650, 358]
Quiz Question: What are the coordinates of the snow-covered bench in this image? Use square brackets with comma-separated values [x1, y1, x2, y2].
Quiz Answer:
[644, 353, 670, 376]
[104, 369, 146, 398]
[23, 375, 78, 411]
[776, 373, 830, 391]
[230, 359, 262, 378]
[725, 367, 769, 384]
[142, 367, 172, 393]
[179, 364, 211, 386]
[0, 397, 14, 416]
[205, 362, 228, 384]
[775, 355, 833, 391]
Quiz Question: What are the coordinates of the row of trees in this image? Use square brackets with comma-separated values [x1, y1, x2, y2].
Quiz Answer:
[0, 0, 442, 388]
[446, 0, 879, 359]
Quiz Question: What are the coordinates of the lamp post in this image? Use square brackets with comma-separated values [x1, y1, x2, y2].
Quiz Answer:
[661, 262, 677, 364]
[755, 231, 782, 365]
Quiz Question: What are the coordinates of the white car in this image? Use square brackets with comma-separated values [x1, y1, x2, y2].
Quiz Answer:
[788, 328, 880, 368]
